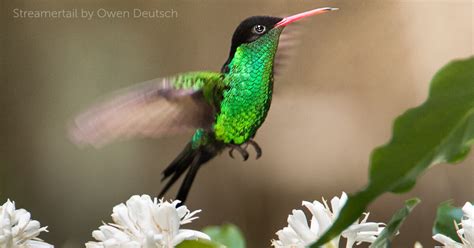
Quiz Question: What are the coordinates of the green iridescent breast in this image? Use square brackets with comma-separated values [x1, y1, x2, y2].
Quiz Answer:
[214, 28, 282, 144]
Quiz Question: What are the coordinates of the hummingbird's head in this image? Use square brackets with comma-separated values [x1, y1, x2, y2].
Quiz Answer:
[222, 7, 338, 73]
[229, 16, 283, 47]
[229, 7, 337, 49]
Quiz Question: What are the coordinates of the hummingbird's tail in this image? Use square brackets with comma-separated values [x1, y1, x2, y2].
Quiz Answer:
[159, 132, 221, 203]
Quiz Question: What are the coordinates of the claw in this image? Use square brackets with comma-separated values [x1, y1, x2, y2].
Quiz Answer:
[248, 139, 262, 159]
[241, 149, 249, 161]
[227, 139, 263, 161]
[228, 145, 249, 161]
[229, 149, 235, 159]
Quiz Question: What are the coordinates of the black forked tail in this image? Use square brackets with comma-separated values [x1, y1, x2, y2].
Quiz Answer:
[159, 142, 218, 203]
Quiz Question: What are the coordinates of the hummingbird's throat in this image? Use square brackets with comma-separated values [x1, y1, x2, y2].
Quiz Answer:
[231, 28, 283, 73]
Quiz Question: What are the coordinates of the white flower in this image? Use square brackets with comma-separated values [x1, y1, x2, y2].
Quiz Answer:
[86, 195, 210, 248]
[433, 202, 474, 248]
[0, 199, 53, 248]
[272, 192, 385, 248]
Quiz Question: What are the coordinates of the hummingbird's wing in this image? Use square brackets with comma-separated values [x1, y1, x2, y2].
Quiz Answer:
[274, 24, 302, 76]
[69, 71, 223, 148]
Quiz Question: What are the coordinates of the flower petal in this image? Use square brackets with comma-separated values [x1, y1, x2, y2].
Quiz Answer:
[433, 233, 464, 248]
[287, 210, 317, 244]
[172, 229, 210, 246]
[303, 201, 331, 236]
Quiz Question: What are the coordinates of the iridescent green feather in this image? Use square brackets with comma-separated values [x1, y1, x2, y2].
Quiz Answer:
[170, 71, 223, 91]
[168, 71, 224, 105]
[214, 28, 283, 144]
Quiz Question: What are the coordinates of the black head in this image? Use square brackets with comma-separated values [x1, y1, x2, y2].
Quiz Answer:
[221, 16, 283, 73]
[230, 16, 283, 48]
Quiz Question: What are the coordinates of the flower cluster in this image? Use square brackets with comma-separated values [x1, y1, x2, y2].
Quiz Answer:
[9, 193, 472, 248]
[0, 200, 52, 248]
[433, 202, 473, 248]
[86, 195, 210, 248]
[272, 192, 385, 248]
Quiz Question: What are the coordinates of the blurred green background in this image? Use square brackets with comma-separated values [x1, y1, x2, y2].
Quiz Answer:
[1, 0, 473, 247]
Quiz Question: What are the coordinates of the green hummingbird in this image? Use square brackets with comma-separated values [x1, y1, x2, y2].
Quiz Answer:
[70, 7, 338, 203]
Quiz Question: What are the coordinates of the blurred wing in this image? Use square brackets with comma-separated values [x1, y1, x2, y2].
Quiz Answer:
[274, 24, 302, 76]
[69, 71, 223, 148]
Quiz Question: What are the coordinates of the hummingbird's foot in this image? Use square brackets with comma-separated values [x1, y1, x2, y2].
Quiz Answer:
[228, 139, 262, 160]
[228, 144, 249, 161]
[247, 139, 262, 159]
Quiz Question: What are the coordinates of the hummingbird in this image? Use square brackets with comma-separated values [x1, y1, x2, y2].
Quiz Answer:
[70, 7, 338, 203]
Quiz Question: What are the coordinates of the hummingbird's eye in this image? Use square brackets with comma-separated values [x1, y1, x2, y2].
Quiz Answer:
[252, 24, 266, 34]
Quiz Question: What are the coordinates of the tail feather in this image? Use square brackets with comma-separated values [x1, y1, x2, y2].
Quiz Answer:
[159, 142, 218, 203]
[176, 152, 202, 202]
[161, 143, 195, 181]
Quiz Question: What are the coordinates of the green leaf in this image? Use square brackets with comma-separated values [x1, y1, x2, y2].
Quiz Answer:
[202, 224, 246, 248]
[177, 239, 226, 248]
[432, 201, 463, 242]
[370, 198, 420, 248]
[312, 56, 474, 247]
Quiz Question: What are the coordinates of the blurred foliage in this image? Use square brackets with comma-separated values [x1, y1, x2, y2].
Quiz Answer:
[203, 224, 246, 248]
[432, 201, 463, 242]
[177, 224, 245, 248]
[370, 198, 420, 248]
[313, 56, 474, 246]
